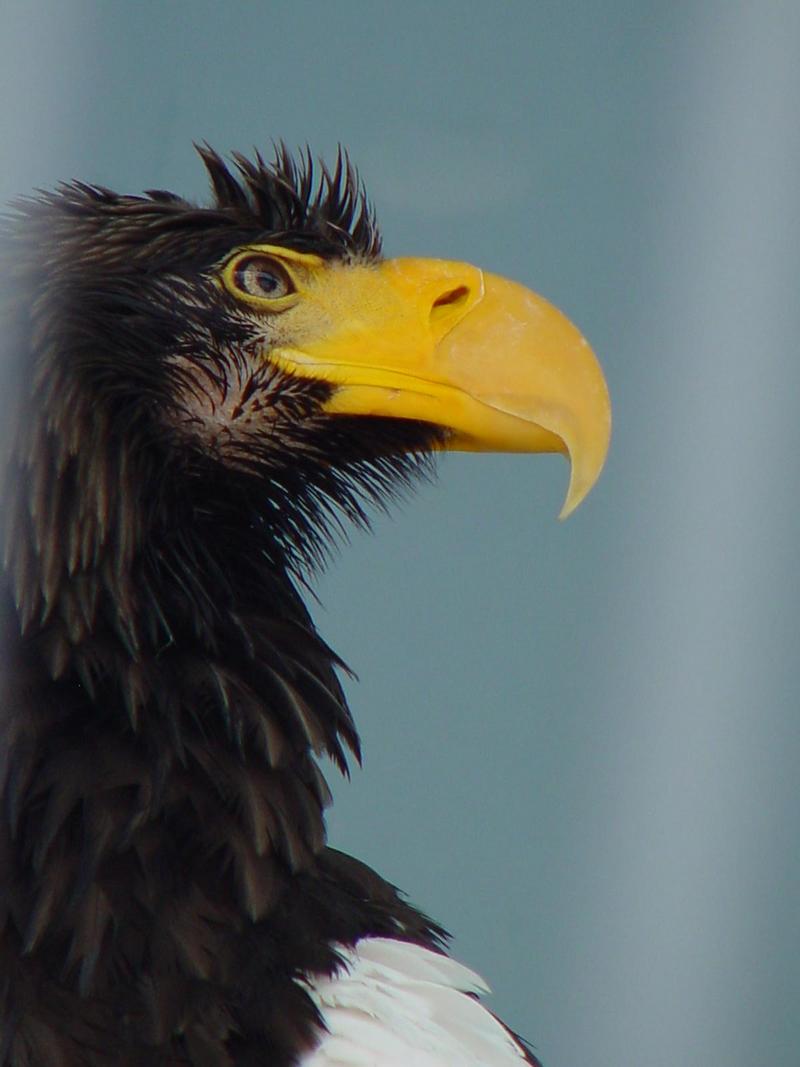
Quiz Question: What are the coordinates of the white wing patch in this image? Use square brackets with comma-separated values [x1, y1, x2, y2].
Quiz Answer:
[299, 937, 530, 1066]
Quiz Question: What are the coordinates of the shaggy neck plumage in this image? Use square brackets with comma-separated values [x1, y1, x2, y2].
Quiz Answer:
[0, 372, 358, 1004]
[0, 350, 447, 1064]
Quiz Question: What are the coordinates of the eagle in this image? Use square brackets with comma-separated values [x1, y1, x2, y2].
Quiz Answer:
[0, 145, 610, 1066]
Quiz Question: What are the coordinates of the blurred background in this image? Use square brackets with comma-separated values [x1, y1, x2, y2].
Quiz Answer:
[2, 2, 799, 1064]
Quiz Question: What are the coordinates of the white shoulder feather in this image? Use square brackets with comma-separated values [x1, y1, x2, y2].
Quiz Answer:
[298, 937, 531, 1066]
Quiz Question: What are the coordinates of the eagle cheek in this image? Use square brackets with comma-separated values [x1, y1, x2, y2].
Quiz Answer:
[163, 339, 316, 463]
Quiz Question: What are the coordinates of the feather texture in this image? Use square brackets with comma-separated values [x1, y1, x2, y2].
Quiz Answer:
[301, 938, 532, 1066]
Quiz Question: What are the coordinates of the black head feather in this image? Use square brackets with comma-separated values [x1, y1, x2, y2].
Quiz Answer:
[196, 143, 381, 257]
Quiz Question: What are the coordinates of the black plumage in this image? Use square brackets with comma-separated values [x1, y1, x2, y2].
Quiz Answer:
[0, 146, 541, 1066]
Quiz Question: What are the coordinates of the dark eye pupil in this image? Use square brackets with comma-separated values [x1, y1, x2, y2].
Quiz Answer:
[233, 256, 293, 300]
[255, 271, 279, 294]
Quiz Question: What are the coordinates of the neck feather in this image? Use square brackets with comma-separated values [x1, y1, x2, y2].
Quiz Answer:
[0, 378, 359, 1001]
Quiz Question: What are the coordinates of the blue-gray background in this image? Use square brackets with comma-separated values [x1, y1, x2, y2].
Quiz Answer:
[3, 3, 799, 1065]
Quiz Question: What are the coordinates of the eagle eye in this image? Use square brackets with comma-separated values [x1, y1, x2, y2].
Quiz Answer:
[230, 254, 295, 301]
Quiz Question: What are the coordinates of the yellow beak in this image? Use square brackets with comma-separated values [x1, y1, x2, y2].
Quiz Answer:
[270, 257, 611, 518]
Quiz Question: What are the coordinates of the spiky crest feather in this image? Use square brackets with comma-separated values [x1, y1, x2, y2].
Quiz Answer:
[196, 143, 381, 257]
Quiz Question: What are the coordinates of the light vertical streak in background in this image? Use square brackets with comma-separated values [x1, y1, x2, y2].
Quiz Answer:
[583, 7, 800, 1065]
[1, 6, 84, 198]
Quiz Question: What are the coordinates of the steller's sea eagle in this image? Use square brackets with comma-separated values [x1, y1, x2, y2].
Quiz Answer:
[0, 145, 610, 1066]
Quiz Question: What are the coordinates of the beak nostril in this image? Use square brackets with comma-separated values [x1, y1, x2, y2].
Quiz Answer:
[432, 286, 470, 314]
[433, 283, 469, 320]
